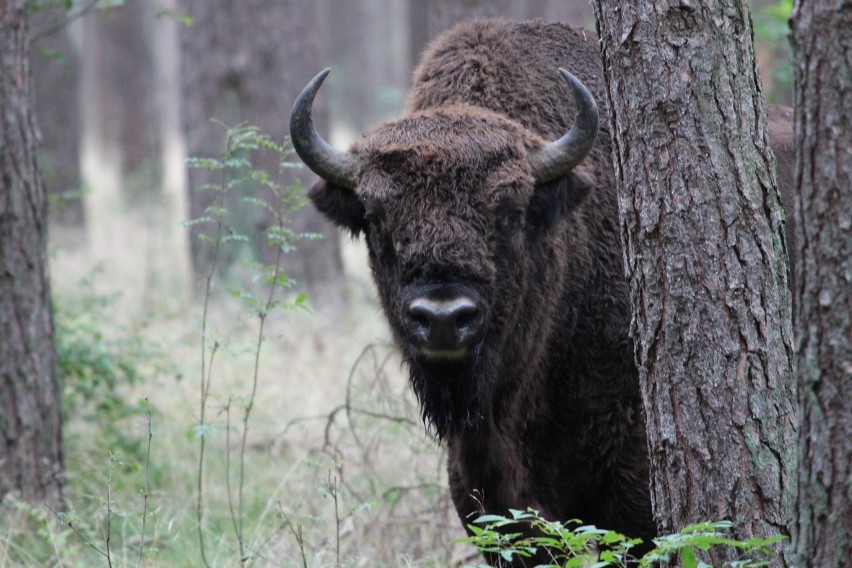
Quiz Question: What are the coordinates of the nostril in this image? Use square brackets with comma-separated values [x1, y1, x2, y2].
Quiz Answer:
[407, 300, 433, 344]
[454, 306, 479, 330]
[410, 311, 430, 331]
[453, 305, 484, 345]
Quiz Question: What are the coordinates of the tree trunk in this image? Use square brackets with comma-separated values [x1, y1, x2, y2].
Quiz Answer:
[141, 0, 192, 308]
[790, 1, 852, 565]
[592, 2, 796, 564]
[180, 0, 343, 290]
[0, 0, 65, 508]
[75, 6, 155, 314]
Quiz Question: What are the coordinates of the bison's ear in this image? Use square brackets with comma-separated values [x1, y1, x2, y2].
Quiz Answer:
[527, 169, 593, 229]
[308, 179, 367, 236]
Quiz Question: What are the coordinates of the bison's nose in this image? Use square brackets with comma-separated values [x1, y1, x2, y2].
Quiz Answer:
[405, 295, 485, 354]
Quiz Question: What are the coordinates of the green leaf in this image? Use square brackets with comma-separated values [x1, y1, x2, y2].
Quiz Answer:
[474, 514, 511, 524]
[679, 546, 698, 568]
[186, 157, 223, 170]
[155, 9, 194, 26]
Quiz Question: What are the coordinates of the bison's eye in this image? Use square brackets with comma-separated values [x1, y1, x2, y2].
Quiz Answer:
[363, 199, 387, 233]
[365, 210, 385, 233]
[496, 205, 524, 232]
[362, 202, 396, 259]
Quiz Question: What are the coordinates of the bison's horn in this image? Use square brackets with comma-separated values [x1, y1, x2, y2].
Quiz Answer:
[528, 69, 599, 183]
[290, 68, 359, 189]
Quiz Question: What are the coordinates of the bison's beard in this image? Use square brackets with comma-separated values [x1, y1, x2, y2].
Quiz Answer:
[405, 345, 484, 440]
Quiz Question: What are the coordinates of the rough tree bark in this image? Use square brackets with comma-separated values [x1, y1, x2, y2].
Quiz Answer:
[790, 1, 851, 565]
[591, 2, 796, 564]
[0, 0, 65, 508]
[180, 0, 342, 289]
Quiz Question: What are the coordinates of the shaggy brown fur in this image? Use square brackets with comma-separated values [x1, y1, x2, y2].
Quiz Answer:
[306, 19, 795, 566]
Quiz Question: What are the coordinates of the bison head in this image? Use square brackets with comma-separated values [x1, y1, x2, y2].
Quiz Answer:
[291, 69, 598, 438]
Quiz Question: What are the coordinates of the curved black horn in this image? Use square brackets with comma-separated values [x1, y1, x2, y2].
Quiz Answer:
[528, 69, 599, 183]
[290, 68, 359, 189]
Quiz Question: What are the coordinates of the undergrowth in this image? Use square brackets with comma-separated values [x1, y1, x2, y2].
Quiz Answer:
[461, 510, 784, 567]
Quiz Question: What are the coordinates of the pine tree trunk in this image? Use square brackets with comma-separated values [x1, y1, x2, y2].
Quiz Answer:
[790, 1, 852, 565]
[0, 0, 65, 508]
[591, 2, 796, 564]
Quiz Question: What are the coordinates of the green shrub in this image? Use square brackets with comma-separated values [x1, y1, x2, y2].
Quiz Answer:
[459, 509, 784, 567]
[56, 272, 162, 462]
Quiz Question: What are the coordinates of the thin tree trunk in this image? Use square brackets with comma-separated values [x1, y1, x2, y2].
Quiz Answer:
[142, 0, 192, 308]
[75, 8, 150, 314]
[0, 0, 65, 508]
[78, 3, 190, 311]
[592, 2, 796, 564]
[790, 1, 852, 565]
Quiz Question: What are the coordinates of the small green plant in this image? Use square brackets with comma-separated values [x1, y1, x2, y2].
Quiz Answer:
[56, 272, 161, 460]
[26, 395, 157, 568]
[459, 508, 784, 567]
[187, 122, 314, 566]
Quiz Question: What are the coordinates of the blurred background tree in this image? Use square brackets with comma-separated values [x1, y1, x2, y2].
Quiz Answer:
[30, 0, 789, 312]
[179, 0, 344, 291]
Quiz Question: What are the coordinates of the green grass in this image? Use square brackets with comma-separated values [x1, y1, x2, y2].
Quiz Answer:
[0, 213, 464, 566]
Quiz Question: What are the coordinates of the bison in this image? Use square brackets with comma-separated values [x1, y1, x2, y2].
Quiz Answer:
[290, 19, 794, 565]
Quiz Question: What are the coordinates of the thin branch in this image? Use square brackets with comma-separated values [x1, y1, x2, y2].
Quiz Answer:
[236, 186, 287, 562]
[225, 399, 242, 556]
[105, 453, 114, 568]
[44, 503, 110, 561]
[196, 158, 228, 568]
[136, 397, 153, 568]
[327, 472, 341, 568]
[277, 505, 309, 568]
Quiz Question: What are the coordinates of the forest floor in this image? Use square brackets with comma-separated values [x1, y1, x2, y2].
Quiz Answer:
[0, 221, 470, 567]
